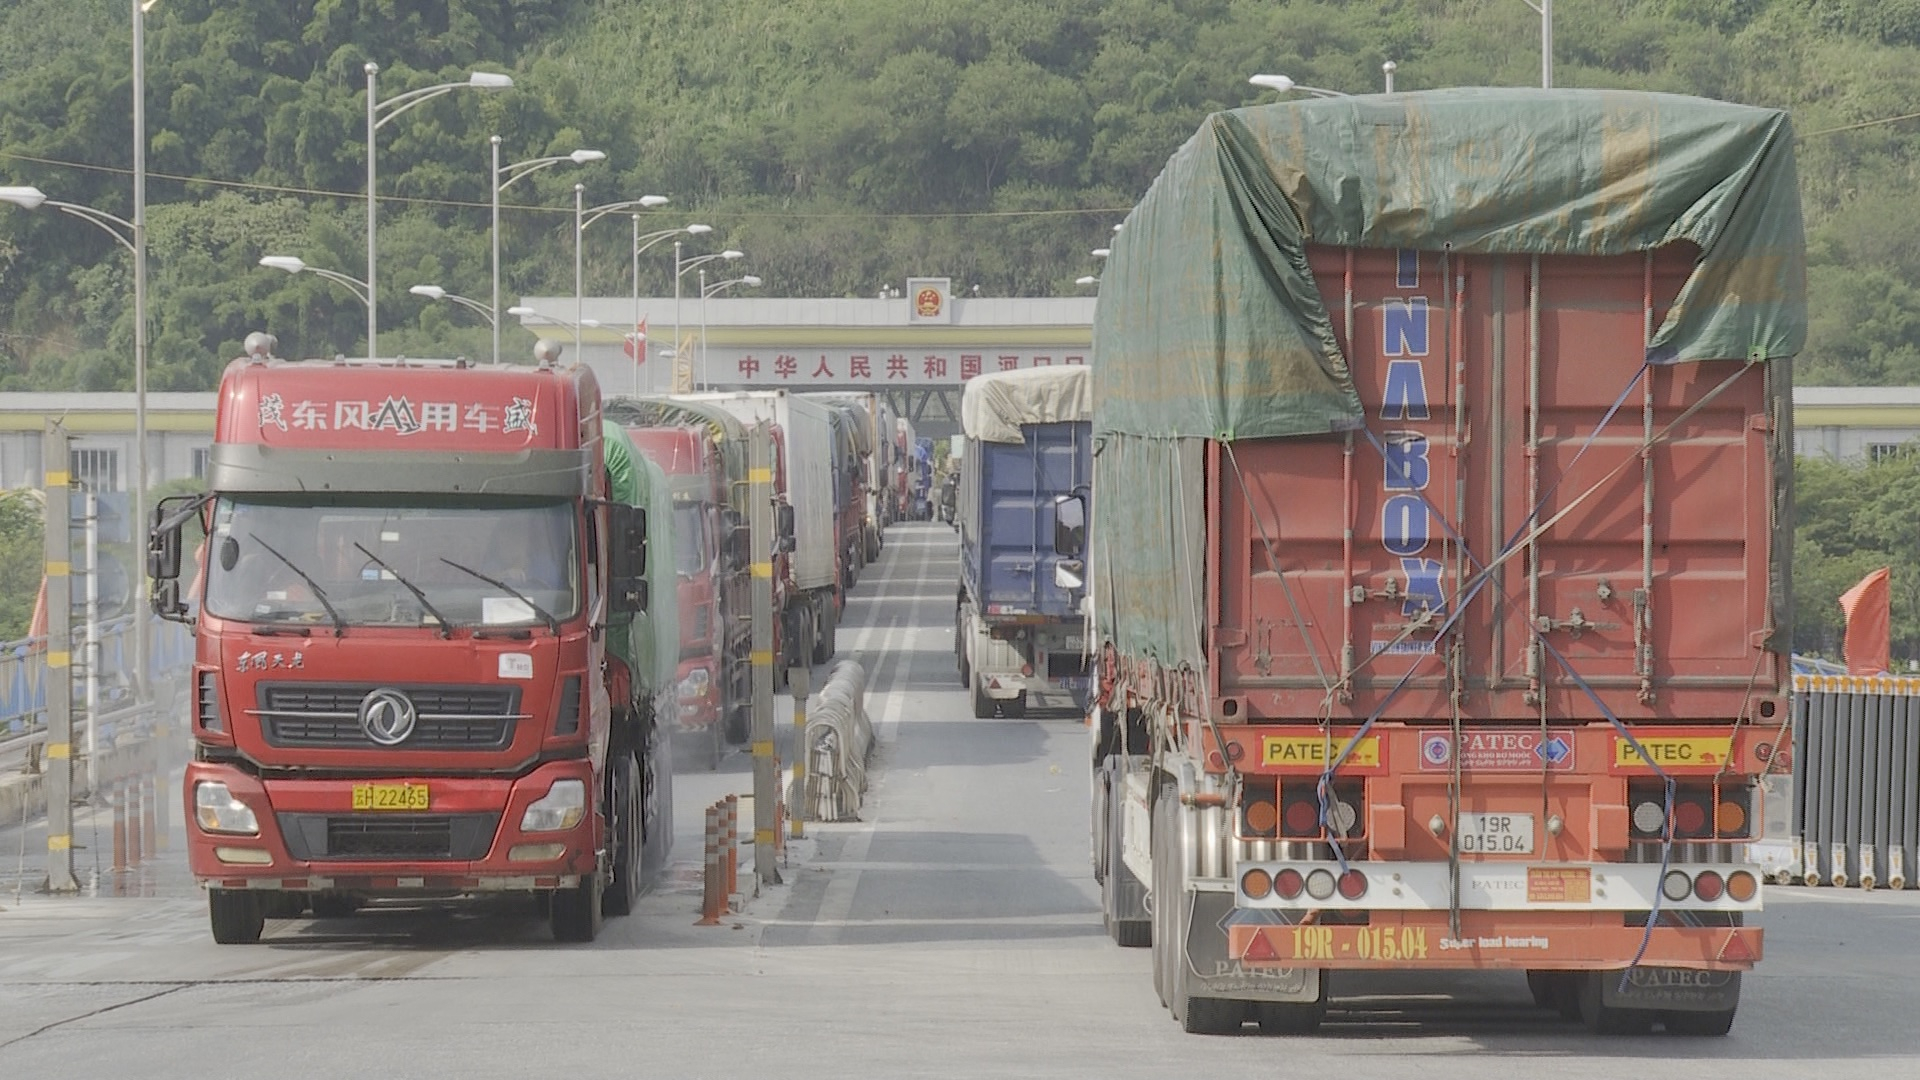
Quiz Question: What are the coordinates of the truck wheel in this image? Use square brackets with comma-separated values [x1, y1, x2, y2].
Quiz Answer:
[865, 527, 881, 563]
[811, 601, 835, 665]
[956, 605, 972, 687]
[602, 755, 643, 917]
[1577, 972, 1655, 1035]
[1663, 1007, 1737, 1037]
[1163, 784, 1246, 1034]
[1002, 693, 1028, 720]
[1093, 762, 1110, 884]
[1527, 970, 1581, 1020]
[1254, 1000, 1325, 1035]
[208, 889, 264, 945]
[550, 875, 604, 943]
[971, 671, 995, 719]
[263, 892, 307, 919]
[1103, 765, 1150, 948]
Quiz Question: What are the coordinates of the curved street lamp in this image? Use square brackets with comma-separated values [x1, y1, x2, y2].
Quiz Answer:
[574, 185, 670, 353]
[492, 139, 602, 363]
[507, 305, 602, 356]
[259, 255, 373, 308]
[1249, 74, 1349, 99]
[698, 271, 761, 391]
[366, 63, 513, 361]
[411, 284, 497, 329]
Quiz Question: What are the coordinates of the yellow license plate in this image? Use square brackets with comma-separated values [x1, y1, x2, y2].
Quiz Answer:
[351, 782, 429, 811]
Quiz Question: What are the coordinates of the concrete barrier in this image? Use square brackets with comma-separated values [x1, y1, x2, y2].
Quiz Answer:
[787, 660, 874, 823]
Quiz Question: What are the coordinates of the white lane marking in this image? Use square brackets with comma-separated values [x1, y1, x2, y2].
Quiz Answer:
[803, 528, 934, 946]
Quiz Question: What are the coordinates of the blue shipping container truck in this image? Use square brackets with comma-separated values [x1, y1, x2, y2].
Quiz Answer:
[955, 366, 1093, 718]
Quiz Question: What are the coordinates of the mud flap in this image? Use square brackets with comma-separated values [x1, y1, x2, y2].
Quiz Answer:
[1187, 890, 1321, 1002]
[1600, 969, 1740, 1013]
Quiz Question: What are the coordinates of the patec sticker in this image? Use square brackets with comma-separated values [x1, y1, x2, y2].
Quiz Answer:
[498, 653, 534, 680]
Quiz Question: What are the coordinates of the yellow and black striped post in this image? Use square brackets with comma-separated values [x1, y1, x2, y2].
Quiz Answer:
[749, 425, 780, 886]
[790, 664, 809, 839]
[43, 421, 79, 892]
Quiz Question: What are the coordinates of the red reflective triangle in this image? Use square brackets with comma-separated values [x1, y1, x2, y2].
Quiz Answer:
[1241, 927, 1281, 963]
[1717, 931, 1754, 964]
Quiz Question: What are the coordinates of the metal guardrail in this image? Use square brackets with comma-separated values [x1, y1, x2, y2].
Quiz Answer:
[0, 616, 192, 773]
[1753, 673, 1920, 890]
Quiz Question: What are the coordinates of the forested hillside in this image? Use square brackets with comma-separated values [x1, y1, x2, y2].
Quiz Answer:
[3, 0, 1920, 651]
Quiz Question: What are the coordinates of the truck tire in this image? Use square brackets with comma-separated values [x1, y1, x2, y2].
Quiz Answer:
[956, 603, 972, 687]
[971, 671, 995, 719]
[1151, 786, 1174, 1008]
[1092, 762, 1110, 884]
[550, 874, 604, 943]
[1001, 693, 1028, 720]
[1663, 1007, 1737, 1037]
[1577, 972, 1655, 1035]
[1103, 766, 1150, 948]
[602, 755, 643, 917]
[1161, 782, 1246, 1034]
[811, 600, 836, 665]
[208, 889, 264, 945]
[865, 526, 881, 563]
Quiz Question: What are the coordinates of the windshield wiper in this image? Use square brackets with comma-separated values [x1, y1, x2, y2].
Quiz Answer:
[252, 536, 347, 637]
[354, 542, 454, 638]
[438, 557, 561, 635]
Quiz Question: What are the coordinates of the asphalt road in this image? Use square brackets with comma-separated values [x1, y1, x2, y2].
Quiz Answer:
[0, 522, 1916, 1078]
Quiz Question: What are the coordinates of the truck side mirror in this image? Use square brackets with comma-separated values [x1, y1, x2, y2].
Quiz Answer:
[1053, 493, 1087, 558]
[776, 502, 797, 554]
[608, 502, 649, 615]
[147, 494, 205, 624]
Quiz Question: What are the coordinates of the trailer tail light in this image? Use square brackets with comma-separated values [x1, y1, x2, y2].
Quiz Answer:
[1726, 870, 1758, 902]
[1274, 868, 1305, 900]
[1241, 868, 1273, 900]
[1661, 870, 1692, 901]
[1304, 868, 1337, 901]
[1630, 783, 1748, 840]
[1241, 779, 1278, 838]
[196, 671, 223, 733]
[1336, 868, 1368, 900]
[1692, 870, 1724, 901]
[554, 675, 583, 736]
[1280, 787, 1320, 838]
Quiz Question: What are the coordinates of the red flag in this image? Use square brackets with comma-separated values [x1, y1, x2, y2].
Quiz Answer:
[1839, 567, 1892, 676]
[623, 318, 648, 363]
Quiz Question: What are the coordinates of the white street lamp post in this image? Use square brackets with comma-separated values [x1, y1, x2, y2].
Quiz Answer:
[365, 63, 512, 362]
[491, 139, 602, 365]
[0, 184, 149, 695]
[410, 284, 496, 328]
[507, 306, 600, 353]
[1520, 0, 1553, 88]
[259, 255, 373, 308]
[133, 0, 154, 696]
[699, 272, 761, 391]
[677, 243, 741, 387]
[574, 187, 670, 357]
[670, 227, 715, 387]
[1383, 60, 1397, 93]
[1249, 74, 1349, 99]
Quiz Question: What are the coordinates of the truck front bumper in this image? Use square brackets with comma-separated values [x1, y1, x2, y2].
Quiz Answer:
[183, 759, 598, 894]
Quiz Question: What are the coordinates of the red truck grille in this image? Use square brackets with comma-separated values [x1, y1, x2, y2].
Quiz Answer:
[277, 813, 499, 861]
[253, 683, 521, 750]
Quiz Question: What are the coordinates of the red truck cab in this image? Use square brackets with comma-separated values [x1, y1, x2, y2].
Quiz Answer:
[150, 341, 662, 945]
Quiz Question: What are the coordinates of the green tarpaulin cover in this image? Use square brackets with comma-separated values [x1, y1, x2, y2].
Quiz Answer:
[1093, 88, 1807, 442]
[602, 420, 680, 697]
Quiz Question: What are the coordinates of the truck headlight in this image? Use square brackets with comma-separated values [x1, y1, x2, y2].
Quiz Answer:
[678, 668, 712, 700]
[520, 779, 587, 832]
[194, 781, 259, 836]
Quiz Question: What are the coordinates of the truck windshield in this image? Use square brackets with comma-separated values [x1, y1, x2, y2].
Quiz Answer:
[673, 504, 706, 576]
[201, 496, 579, 629]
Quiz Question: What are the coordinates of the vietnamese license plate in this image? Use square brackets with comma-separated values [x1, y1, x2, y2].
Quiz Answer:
[351, 782, 429, 812]
[1458, 812, 1533, 854]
